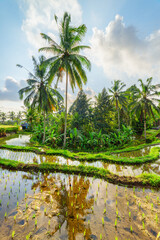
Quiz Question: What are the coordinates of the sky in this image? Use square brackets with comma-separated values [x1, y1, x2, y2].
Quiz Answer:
[1, 0, 160, 113]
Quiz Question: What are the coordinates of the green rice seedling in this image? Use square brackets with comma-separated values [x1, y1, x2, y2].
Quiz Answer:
[48, 220, 50, 226]
[35, 219, 37, 227]
[4, 212, 7, 218]
[139, 202, 141, 209]
[12, 231, 15, 239]
[7, 201, 9, 207]
[82, 203, 84, 209]
[103, 208, 106, 214]
[84, 229, 86, 237]
[26, 216, 29, 222]
[115, 237, 118, 240]
[142, 221, 145, 230]
[133, 186, 135, 193]
[26, 203, 28, 209]
[129, 211, 131, 218]
[102, 217, 104, 226]
[4, 184, 6, 190]
[76, 214, 79, 220]
[59, 223, 61, 229]
[71, 201, 73, 207]
[32, 214, 36, 219]
[155, 213, 158, 223]
[66, 211, 68, 217]
[100, 233, 102, 240]
[130, 225, 133, 233]
[151, 203, 153, 211]
[44, 208, 46, 214]
[95, 197, 97, 203]
[72, 228, 74, 233]
[0, 199, 2, 205]
[127, 201, 129, 207]
[115, 219, 117, 228]
[14, 215, 16, 221]
[143, 188, 145, 193]
[17, 201, 19, 207]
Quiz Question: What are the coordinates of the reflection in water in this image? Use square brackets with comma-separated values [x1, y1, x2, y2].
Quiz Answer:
[0, 148, 160, 176]
[32, 174, 94, 239]
[0, 169, 159, 239]
[0, 134, 31, 146]
[112, 145, 160, 158]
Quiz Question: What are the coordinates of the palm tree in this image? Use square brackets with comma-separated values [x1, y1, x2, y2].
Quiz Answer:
[8, 111, 15, 121]
[39, 12, 91, 148]
[130, 78, 160, 140]
[17, 55, 63, 143]
[109, 80, 127, 130]
[1, 112, 6, 123]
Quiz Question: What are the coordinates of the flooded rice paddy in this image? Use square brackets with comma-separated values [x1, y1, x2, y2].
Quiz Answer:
[0, 134, 160, 239]
[0, 148, 160, 176]
[0, 169, 159, 240]
[112, 145, 160, 158]
[0, 134, 31, 147]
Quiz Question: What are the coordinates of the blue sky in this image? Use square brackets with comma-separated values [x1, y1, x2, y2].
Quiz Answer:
[1, 0, 160, 112]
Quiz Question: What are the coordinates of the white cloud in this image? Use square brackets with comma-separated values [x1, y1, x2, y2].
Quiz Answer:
[89, 15, 160, 85]
[20, 0, 82, 50]
[0, 77, 26, 101]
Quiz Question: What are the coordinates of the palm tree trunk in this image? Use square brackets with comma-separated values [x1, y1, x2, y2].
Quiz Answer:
[116, 99, 120, 130]
[63, 70, 68, 148]
[144, 109, 146, 140]
[43, 112, 46, 144]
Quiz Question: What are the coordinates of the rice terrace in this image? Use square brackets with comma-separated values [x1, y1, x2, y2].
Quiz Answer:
[1, 1, 160, 239]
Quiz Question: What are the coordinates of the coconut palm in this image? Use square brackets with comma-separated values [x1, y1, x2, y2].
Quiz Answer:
[39, 12, 91, 147]
[130, 77, 160, 139]
[8, 111, 16, 121]
[109, 80, 127, 130]
[17, 55, 63, 143]
[1, 112, 6, 123]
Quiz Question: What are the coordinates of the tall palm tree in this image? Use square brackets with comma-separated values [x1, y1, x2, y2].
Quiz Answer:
[8, 111, 15, 121]
[130, 78, 160, 140]
[1, 112, 6, 123]
[39, 12, 91, 148]
[109, 80, 127, 130]
[17, 55, 63, 143]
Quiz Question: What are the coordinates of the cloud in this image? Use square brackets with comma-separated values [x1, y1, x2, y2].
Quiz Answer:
[19, 0, 82, 50]
[0, 77, 26, 101]
[89, 15, 160, 85]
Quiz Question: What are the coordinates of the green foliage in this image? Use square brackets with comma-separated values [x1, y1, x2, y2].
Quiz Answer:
[93, 88, 116, 133]
[0, 125, 18, 137]
[69, 90, 91, 129]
